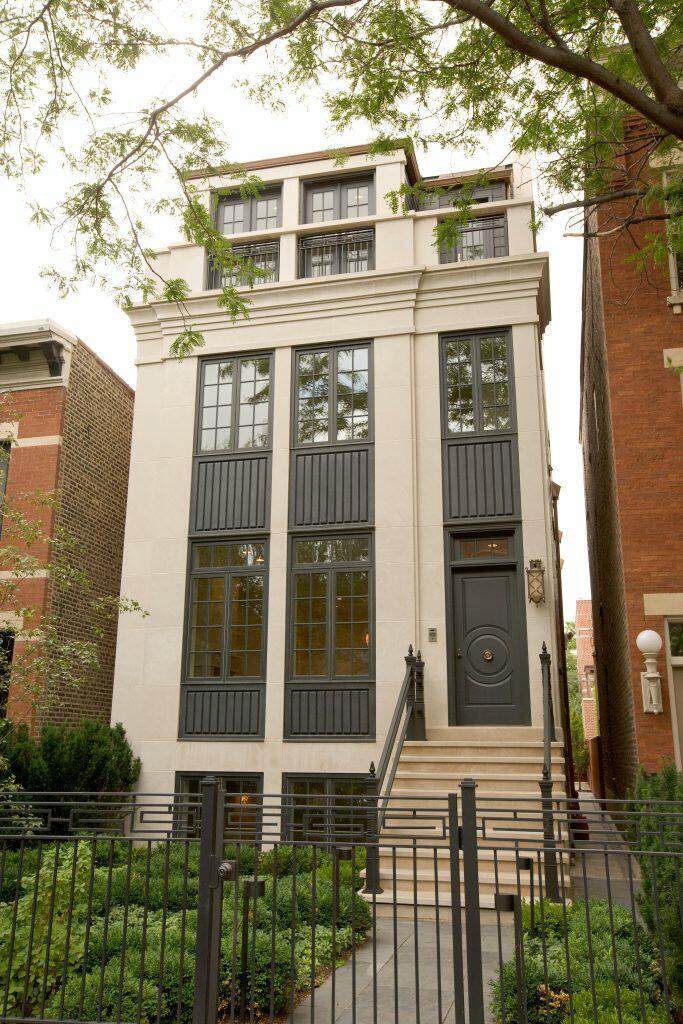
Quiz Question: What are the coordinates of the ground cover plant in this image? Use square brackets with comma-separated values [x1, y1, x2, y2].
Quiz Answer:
[490, 898, 670, 1024]
[0, 838, 370, 1023]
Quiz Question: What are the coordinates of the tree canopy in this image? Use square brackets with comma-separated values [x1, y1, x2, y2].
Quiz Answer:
[2, 0, 682, 349]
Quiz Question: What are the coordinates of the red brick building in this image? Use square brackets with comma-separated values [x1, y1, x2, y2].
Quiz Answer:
[0, 320, 134, 731]
[581, 128, 683, 797]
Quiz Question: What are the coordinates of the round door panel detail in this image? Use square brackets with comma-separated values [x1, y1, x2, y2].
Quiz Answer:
[466, 634, 510, 676]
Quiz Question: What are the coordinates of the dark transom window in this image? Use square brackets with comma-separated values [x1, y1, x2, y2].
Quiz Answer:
[216, 188, 281, 235]
[198, 355, 272, 453]
[283, 775, 368, 841]
[187, 541, 267, 681]
[290, 535, 372, 681]
[294, 343, 370, 445]
[442, 330, 513, 436]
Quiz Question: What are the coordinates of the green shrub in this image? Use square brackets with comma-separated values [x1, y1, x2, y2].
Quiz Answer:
[4, 720, 141, 794]
[9, 840, 369, 1022]
[490, 899, 667, 1024]
[629, 764, 683, 1010]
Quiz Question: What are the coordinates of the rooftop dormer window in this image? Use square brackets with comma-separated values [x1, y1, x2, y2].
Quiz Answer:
[303, 175, 374, 223]
[216, 187, 282, 235]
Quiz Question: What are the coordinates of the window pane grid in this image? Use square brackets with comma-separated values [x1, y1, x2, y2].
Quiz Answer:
[198, 356, 271, 454]
[228, 574, 264, 678]
[295, 344, 370, 445]
[291, 535, 372, 683]
[200, 360, 233, 452]
[479, 334, 510, 430]
[293, 572, 328, 677]
[334, 569, 369, 677]
[444, 332, 511, 435]
[296, 350, 330, 443]
[187, 542, 267, 682]
[238, 357, 271, 448]
[445, 340, 474, 433]
[188, 576, 225, 679]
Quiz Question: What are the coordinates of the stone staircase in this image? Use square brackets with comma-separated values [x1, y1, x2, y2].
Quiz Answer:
[369, 726, 569, 910]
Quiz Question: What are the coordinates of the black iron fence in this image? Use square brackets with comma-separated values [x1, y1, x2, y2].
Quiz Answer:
[0, 782, 681, 1024]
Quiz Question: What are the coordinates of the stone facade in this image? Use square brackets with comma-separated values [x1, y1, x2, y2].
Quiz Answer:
[111, 143, 565, 798]
[580, 122, 683, 796]
[0, 321, 134, 730]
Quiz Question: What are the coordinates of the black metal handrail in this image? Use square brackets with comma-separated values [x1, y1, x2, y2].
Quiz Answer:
[364, 645, 425, 892]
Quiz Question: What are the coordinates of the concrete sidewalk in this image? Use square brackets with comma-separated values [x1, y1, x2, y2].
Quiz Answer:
[293, 910, 512, 1024]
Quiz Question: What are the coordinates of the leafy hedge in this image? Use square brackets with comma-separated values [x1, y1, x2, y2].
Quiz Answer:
[0, 839, 369, 1022]
[490, 898, 669, 1024]
[629, 764, 683, 1010]
[2, 720, 141, 793]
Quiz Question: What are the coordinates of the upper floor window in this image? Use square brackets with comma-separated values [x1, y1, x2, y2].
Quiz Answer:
[216, 187, 282, 235]
[303, 176, 374, 223]
[439, 214, 508, 264]
[290, 535, 372, 681]
[418, 180, 508, 211]
[209, 241, 279, 289]
[294, 343, 370, 445]
[186, 540, 267, 681]
[442, 330, 513, 435]
[298, 229, 374, 279]
[198, 355, 272, 453]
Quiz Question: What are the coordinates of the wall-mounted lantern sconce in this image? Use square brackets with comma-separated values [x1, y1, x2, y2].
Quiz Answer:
[636, 629, 663, 714]
[526, 559, 545, 604]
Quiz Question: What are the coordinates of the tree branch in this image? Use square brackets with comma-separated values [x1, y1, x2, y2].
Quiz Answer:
[542, 187, 648, 215]
[438, 0, 683, 139]
[607, 0, 683, 113]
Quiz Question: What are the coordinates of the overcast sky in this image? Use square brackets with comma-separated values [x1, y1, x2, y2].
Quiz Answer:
[0, 41, 590, 617]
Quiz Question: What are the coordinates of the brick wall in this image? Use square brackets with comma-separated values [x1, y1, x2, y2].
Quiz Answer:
[40, 342, 134, 727]
[581, 128, 683, 795]
[1, 386, 65, 729]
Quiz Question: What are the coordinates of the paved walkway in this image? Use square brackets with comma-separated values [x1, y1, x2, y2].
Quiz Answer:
[293, 910, 512, 1024]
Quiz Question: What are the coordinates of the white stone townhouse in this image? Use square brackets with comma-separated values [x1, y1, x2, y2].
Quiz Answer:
[111, 141, 567, 856]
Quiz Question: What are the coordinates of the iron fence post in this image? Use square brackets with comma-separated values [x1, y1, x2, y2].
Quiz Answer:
[363, 764, 383, 894]
[193, 777, 226, 1024]
[460, 779, 485, 1024]
[447, 793, 466, 1024]
[406, 648, 426, 741]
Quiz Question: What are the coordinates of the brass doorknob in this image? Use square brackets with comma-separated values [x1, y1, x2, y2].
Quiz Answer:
[482, 649, 494, 662]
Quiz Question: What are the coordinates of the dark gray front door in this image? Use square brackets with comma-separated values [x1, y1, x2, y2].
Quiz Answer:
[450, 565, 530, 725]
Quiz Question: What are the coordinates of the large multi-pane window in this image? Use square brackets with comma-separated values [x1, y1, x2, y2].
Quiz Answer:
[290, 535, 371, 681]
[442, 330, 513, 435]
[283, 775, 368, 841]
[216, 188, 281, 235]
[198, 355, 272, 453]
[186, 541, 267, 681]
[294, 343, 370, 445]
[175, 773, 262, 838]
[303, 177, 374, 223]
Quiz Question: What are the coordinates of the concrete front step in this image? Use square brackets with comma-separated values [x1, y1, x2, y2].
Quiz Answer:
[392, 773, 565, 794]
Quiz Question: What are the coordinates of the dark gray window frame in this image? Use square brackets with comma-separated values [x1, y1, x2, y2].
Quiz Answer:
[301, 175, 375, 224]
[438, 214, 509, 264]
[174, 771, 263, 837]
[196, 353, 274, 457]
[417, 180, 509, 211]
[291, 341, 373, 449]
[442, 521, 530, 725]
[214, 186, 282, 235]
[183, 537, 270, 685]
[439, 328, 516, 440]
[285, 530, 375, 686]
[282, 772, 369, 840]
